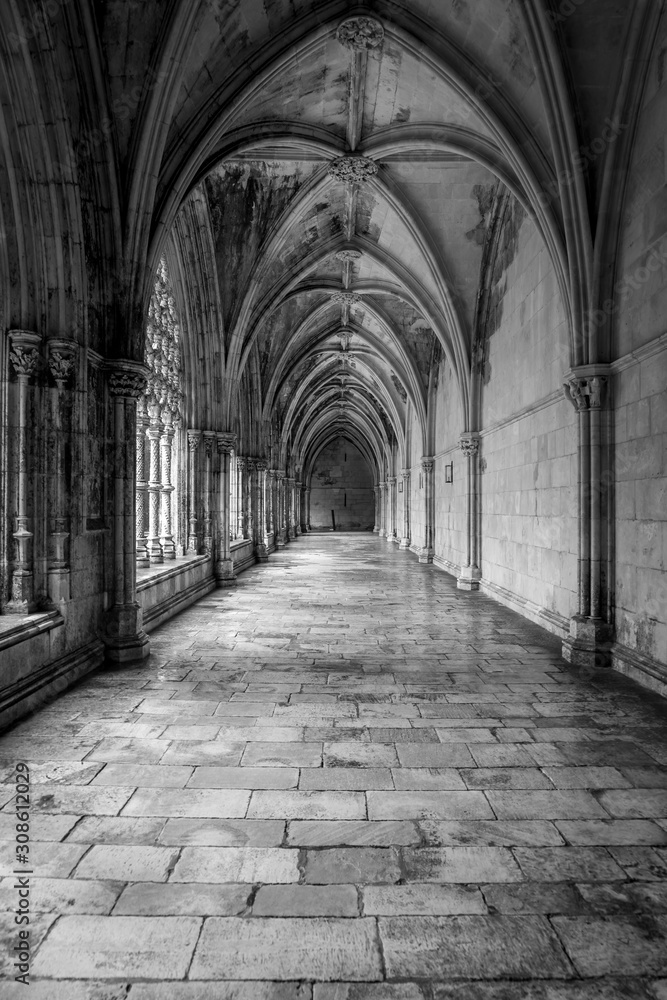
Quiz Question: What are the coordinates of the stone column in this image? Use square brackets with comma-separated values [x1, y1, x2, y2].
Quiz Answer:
[135, 399, 150, 567]
[254, 460, 269, 561]
[202, 432, 215, 553]
[215, 433, 236, 586]
[186, 430, 200, 553]
[275, 472, 286, 547]
[373, 486, 380, 533]
[303, 487, 311, 532]
[104, 362, 150, 663]
[159, 409, 176, 560]
[562, 367, 612, 669]
[419, 457, 434, 564]
[266, 469, 276, 538]
[6, 331, 42, 613]
[378, 482, 387, 537]
[286, 478, 296, 539]
[387, 476, 397, 541]
[399, 469, 411, 549]
[146, 402, 163, 564]
[295, 481, 303, 536]
[46, 340, 77, 604]
[458, 435, 481, 589]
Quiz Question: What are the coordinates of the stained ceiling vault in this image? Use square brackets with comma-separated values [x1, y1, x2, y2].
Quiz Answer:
[13, 0, 638, 477]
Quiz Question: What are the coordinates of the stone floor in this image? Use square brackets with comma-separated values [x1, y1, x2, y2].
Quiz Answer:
[1, 534, 667, 999]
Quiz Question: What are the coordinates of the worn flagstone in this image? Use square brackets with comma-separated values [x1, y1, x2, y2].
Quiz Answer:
[1, 534, 666, 992]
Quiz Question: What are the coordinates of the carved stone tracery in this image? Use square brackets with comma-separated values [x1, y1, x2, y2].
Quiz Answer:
[328, 157, 378, 183]
[331, 291, 362, 305]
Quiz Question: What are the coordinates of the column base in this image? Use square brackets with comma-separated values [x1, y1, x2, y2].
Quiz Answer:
[48, 568, 71, 604]
[255, 543, 269, 563]
[562, 615, 613, 672]
[6, 571, 35, 614]
[215, 558, 237, 587]
[379, 529, 387, 538]
[104, 603, 150, 664]
[373, 526, 380, 533]
[418, 548, 433, 564]
[398, 537, 410, 550]
[457, 565, 481, 591]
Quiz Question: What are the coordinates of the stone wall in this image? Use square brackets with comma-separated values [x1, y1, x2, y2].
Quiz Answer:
[612, 17, 667, 686]
[309, 439, 374, 531]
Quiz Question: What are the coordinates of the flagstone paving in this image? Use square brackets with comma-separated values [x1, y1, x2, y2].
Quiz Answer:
[1, 533, 667, 997]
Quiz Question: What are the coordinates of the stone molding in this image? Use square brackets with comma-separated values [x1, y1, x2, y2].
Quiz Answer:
[336, 16, 384, 50]
[328, 157, 378, 183]
[610, 329, 667, 373]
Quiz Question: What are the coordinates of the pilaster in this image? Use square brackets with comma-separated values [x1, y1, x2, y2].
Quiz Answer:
[215, 433, 237, 586]
[457, 434, 481, 590]
[562, 365, 613, 669]
[5, 331, 42, 613]
[399, 469, 411, 549]
[418, 458, 434, 563]
[103, 360, 150, 663]
[46, 339, 78, 605]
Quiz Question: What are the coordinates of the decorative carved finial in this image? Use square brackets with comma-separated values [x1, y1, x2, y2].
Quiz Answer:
[336, 16, 384, 51]
[459, 435, 480, 458]
[328, 157, 378, 183]
[335, 249, 362, 263]
[331, 291, 361, 305]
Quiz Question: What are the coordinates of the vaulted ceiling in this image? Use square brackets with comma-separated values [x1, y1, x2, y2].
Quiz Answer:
[0, 0, 654, 475]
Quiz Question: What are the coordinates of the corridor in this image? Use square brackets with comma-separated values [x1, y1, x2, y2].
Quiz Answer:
[1, 534, 667, 996]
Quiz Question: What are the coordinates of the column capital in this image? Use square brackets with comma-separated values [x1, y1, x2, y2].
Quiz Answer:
[106, 359, 149, 399]
[8, 330, 42, 381]
[47, 339, 78, 389]
[420, 456, 435, 473]
[267, 468, 277, 480]
[458, 435, 479, 458]
[187, 430, 201, 451]
[400, 468, 410, 480]
[255, 459, 268, 472]
[202, 430, 216, 456]
[217, 432, 236, 454]
[563, 365, 610, 411]
[237, 456, 248, 471]
[387, 476, 397, 485]
[276, 470, 286, 481]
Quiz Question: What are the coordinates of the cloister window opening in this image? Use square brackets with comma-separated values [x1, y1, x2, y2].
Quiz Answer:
[136, 256, 184, 567]
[230, 449, 238, 542]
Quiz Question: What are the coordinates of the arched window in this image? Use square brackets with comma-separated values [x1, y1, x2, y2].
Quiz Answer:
[136, 257, 184, 566]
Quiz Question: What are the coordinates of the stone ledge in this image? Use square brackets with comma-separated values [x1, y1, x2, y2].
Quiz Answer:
[136, 553, 210, 592]
[479, 578, 570, 641]
[611, 641, 667, 698]
[0, 637, 104, 730]
[0, 609, 63, 651]
[433, 554, 460, 578]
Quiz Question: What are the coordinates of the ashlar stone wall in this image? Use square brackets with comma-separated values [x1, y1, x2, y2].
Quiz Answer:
[309, 438, 375, 531]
